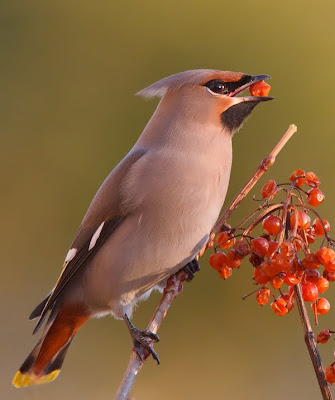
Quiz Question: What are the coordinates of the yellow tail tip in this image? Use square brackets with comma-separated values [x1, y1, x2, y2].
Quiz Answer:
[12, 369, 60, 388]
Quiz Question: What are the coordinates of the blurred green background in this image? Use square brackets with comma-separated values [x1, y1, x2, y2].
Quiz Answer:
[2, 1, 335, 399]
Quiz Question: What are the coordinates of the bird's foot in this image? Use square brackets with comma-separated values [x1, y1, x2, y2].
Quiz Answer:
[181, 258, 200, 282]
[124, 314, 160, 364]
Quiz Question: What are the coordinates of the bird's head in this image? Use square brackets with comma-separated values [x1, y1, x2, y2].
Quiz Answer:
[137, 69, 273, 134]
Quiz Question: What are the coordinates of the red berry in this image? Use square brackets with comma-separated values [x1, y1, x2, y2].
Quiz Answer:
[313, 218, 330, 236]
[271, 298, 288, 316]
[266, 240, 279, 258]
[311, 298, 330, 315]
[317, 277, 330, 293]
[271, 276, 284, 289]
[250, 237, 269, 257]
[316, 247, 335, 266]
[306, 227, 316, 244]
[262, 258, 284, 277]
[281, 293, 295, 312]
[262, 215, 282, 236]
[290, 210, 311, 230]
[234, 241, 250, 258]
[305, 172, 321, 188]
[288, 285, 296, 297]
[325, 261, 335, 273]
[253, 267, 270, 284]
[209, 252, 228, 271]
[301, 282, 318, 302]
[216, 232, 235, 249]
[226, 249, 242, 269]
[279, 241, 295, 260]
[249, 80, 271, 97]
[219, 266, 232, 279]
[284, 272, 301, 286]
[289, 169, 305, 187]
[302, 253, 320, 270]
[317, 329, 332, 344]
[256, 288, 271, 306]
[307, 188, 325, 207]
[292, 259, 304, 277]
[325, 365, 335, 384]
[324, 270, 335, 282]
[249, 253, 264, 267]
[305, 269, 320, 285]
[272, 254, 293, 274]
[261, 260, 276, 278]
[261, 180, 278, 199]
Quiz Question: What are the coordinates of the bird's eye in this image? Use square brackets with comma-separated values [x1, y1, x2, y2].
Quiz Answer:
[204, 80, 229, 95]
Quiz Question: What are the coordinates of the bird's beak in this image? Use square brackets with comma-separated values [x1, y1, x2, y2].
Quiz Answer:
[228, 74, 274, 102]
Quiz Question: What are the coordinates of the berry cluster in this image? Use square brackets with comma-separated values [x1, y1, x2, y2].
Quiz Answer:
[208, 169, 335, 383]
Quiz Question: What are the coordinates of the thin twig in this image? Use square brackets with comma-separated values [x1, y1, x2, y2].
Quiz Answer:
[115, 271, 188, 400]
[277, 182, 295, 246]
[294, 284, 333, 400]
[115, 125, 297, 400]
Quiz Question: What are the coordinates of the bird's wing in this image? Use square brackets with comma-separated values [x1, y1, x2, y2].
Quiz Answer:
[31, 149, 147, 333]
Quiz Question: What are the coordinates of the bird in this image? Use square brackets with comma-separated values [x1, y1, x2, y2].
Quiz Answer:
[13, 69, 273, 387]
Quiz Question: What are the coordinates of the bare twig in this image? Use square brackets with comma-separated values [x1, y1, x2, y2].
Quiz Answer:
[115, 271, 188, 400]
[115, 125, 297, 400]
[294, 284, 333, 400]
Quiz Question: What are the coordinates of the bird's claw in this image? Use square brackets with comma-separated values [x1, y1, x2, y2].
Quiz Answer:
[124, 314, 160, 364]
[181, 258, 200, 282]
[139, 329, 159, 342]
[133, 332, 160, 364]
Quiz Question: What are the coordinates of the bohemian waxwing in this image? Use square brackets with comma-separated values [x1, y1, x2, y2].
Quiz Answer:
[13, 69, 273, 387]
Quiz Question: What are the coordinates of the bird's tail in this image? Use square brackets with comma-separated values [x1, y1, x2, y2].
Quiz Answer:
[13, 305, 88, 388]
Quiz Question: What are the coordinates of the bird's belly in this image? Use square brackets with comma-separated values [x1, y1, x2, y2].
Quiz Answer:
[82, 160, 229, 317]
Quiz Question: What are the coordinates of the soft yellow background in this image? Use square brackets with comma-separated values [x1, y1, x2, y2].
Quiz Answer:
[2, 1, 335, 399]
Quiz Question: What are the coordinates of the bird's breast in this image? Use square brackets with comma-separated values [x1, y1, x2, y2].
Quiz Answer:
[123, 138, 232, 241]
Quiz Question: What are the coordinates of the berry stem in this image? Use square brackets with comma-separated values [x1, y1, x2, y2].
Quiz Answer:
[289, 189, 305, 204]
[294, 284, 333, 399]
[233, 203, 269, 231]
[241, 288, 260, 300]
[300, 229, 310, 254]
[278, 181, 298, 247]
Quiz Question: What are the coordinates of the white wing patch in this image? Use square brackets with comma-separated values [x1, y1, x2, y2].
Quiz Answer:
[89, 221, 105, 250]
[65, 248, 77, 263]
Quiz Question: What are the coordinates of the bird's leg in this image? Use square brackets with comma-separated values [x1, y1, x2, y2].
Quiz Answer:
[123, 260, 199, 364]
[124, 314, 160, 364]
[180, 258, 200, 282]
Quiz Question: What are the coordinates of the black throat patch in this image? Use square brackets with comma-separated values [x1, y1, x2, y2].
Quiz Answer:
[221, 101, 259, 133]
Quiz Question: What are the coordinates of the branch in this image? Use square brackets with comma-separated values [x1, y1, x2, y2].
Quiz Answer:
[115, 271, 188, 400]
[294, 284, 333, 400]
[115, 124, 297, 400]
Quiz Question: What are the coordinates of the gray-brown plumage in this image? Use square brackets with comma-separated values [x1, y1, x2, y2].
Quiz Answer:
[13, 69, 273, 387]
